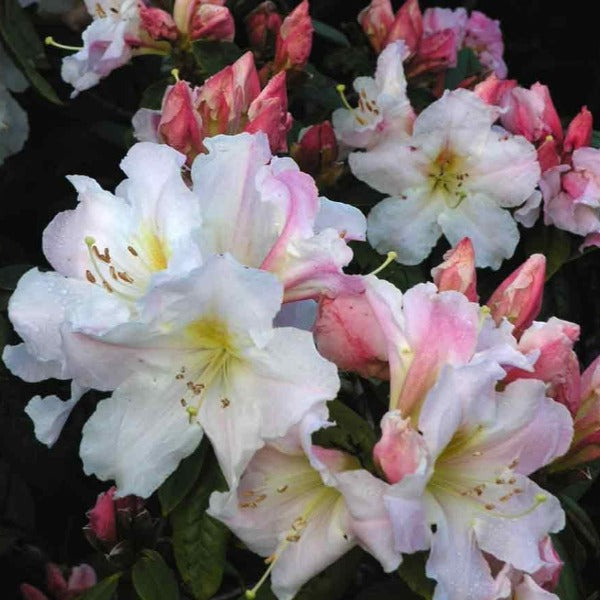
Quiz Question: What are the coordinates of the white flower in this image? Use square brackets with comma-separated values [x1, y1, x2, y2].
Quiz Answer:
[350, 89, 540, 269]
[332, 40, 414, 150]
[79, 254, 340, 496]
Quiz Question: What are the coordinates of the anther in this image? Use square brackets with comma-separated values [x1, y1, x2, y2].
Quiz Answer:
[85, 270, 97, 283]
[127, 245, 139, 256]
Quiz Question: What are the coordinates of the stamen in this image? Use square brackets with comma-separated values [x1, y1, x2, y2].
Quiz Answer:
[171, 68, 180, 82]
[45, 36, 83, 52]
[369, 251, 397, 276]
[336, 84, 367, 126]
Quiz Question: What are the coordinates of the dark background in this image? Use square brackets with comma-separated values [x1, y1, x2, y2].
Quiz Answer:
[2, 0, 600, 597]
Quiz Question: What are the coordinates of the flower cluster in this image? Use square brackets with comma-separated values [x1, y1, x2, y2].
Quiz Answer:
[3, 0, 600, 599]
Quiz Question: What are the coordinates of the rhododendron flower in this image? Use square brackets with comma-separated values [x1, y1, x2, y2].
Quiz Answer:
[463, 11, 507, 78]
[540, 147, 600, 237]
[0, 44, 29, 165]
[61, 0, 167, 97]
[133, 52, 292, 157]
[188, 133, 364, 301]
[139, 6, 178, 41]
[209, 411, 400, 600]
[351, 88, 540, 268]
[332, 41, 414, 150]
[338, 362, 572, 600]
[3, 142, 202, 445]
[77, 253, 339, 495]
[364, 278, 535, 418]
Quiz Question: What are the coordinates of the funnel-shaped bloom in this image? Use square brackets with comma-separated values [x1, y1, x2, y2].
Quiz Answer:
[338, 362, 572, 600]
[332, 41, 414, 149]
[189, 133, 364, 302]
[78, 254, 339, 495]
[209, 411, 400, 600]
[353, 89, 540, 268]
[3, 142, 202, 444]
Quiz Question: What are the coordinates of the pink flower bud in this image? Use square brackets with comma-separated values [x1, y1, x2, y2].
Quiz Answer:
[486, 254, 546, 338]
[139, 7, 178, 41]
[373, 411, 428, 484]
[499, 83, 562, 144]
[246, 71, 293, 153]
[314, 289, 389, 380]
[505, 318, 581, 414]
[474, 74, 516, 105]
[537, 136, 561, 173]
[358, 0, 395, 54]
[291, 121, 341, 185]
[422, 7, 467, 46]
[406, 28, 457, 77]
[386, 0, 423, 54]
[273, 0, 313, 72]
[564, 106, 593, 154]
[20, 584, 48, 600]
[157, 80, 204, 162]
[87, 487, 118, 544]
[431, 238, 478, 301]
[245, 1, 283, 55]
[190, 3, 235, 41]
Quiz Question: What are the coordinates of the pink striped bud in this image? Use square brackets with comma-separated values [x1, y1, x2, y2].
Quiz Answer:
[487, 254, 546, 338]
[431, 238, 478, 301]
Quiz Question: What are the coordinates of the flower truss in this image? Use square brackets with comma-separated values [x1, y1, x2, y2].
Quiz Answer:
[3, 0, 600, 599]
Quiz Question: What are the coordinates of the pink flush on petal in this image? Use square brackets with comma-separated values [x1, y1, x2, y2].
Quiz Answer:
[314, 285, 390, 380]
[373, 411, 428, 483]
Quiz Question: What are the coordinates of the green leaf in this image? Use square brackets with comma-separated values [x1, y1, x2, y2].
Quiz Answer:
[0, 0, 62, 104]
[296, 64, 342, 112]
[191, 41, 243, 77]
[560, 494, 600, 554]
[444, 47, 481, 91]
[312, 19, 350, 47]
[79, 573, 122, 600]
[132, 550, 179, 600]
[523, 223, 572, 280]
[295, 547, 363, 600]
[552, 535, 581, 600]
[591, 130, 600, 149]
[397, 552, 435, 600]
[171, 451, 229, 600]
[141, 77, 172, 110]
[312, 400, 377, 470]
[159, 440, 208, 516]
